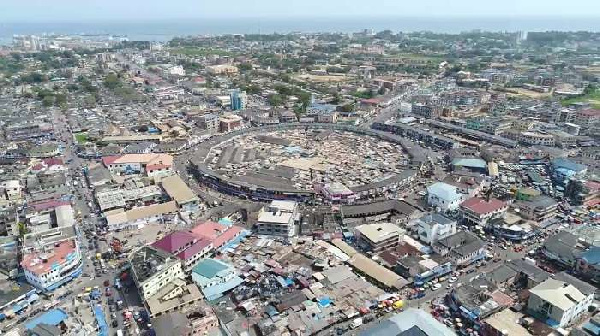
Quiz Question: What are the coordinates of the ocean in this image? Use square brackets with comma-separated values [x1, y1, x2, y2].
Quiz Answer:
[1, 16, 600, 45]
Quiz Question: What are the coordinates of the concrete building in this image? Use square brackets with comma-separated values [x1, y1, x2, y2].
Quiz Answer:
[427, 182, 465, 212]
[433, 231, 485, 267]
[516, 195, 558, 222]
[460, 197, 508, 228]
[359, 308, 456, 336]
[415, 213, 457, 245]
[21, 226, 82, 292]
[102, 153, 173, 178]
[196, 113, 219, 131]
[191, 259, 243, 301]
[129, 246, 185, 299]
[160, 175, 199, 212]
[355, 223, 404, 253]
[528, 275, 595, 328]
[219, 114, 243, 133]
[256, 200, 299, 237]
[151, 304, 219, 334]
[104, 201, 178, 231]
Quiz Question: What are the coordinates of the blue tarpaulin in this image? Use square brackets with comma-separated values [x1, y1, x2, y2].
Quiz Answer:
[93, 304, 108, 336]
[25, 309, 68, 330]
[318, 297, 332, 307]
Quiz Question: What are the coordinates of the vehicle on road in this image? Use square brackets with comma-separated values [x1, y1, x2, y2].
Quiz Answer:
[350, 317, 363, 329]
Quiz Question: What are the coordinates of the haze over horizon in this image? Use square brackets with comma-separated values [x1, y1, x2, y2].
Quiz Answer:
[2, 0, 600, 22]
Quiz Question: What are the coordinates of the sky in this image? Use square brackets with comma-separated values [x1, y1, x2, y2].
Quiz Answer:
[2, 0, 600, 22]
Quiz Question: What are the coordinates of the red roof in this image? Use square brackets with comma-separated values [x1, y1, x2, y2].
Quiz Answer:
[42, 158, 64, 166]
[31, 163, 45, 171]
[146, 164, 171, 172]
[151, 231, 196, 254]
[30, 200, 71, 212]
[460, 197, 506, 214]
[190, 221, 243, 249]
[176, 238, 212, 260]
[102, 155, 121, 166]
[21, 240, 77, 275]
[578, 108, 600, 117]
[361, 98, 381, 105]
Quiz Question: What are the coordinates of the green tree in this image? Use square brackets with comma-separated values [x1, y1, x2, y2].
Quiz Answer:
[103, 73, 121, 89]
[268, 94, 284, 106]
[42, 95, 54, 107]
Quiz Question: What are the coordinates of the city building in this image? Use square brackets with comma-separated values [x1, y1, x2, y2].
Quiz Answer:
[189, 220, 246, 253]
[145, 279, 203, 318]
[256, 200, 299, 237]
[102, 153, 174, 178]
[129, 246, 185, 299]
[230, 90, 247, 111]
[206, 64, 238, 75]
[219, 114, 243, 133]
[160, 175, 199, 212]
[195, 113, 219, 131]
[528, 274, 595, 328]
[427, 182, 465, 212]
[551, 158, 587, 186]
[433, 231, 486, 267]
[460, 197, 508, 228]
[21, 226, 82, 292]
[415, 212, 457, 245]
[359, 308, 456, 336]
[191, 259, 243, 301]
[151, 231, 212, 272]
[355, 223, 404, 253]
[516, 195, 558, 222]
[151, 304, 219, 334]
[104, 201, 178, 231]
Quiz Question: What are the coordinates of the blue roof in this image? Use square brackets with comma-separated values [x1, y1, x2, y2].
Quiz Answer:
[25, 309, 68, 330]
[201, 276, 243, 301]
[451, 158, 487, 169]
[552, 158, 587, 173]
[218, 218, 233, 226]
[581, 247, 600, 266]
[583, 321, 600, 336]
[427, 182, 463, 202]
[192, 259, 230, 279]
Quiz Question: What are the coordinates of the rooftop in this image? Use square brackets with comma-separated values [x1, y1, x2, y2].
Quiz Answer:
[461, 197, 506, 215]
[529, 278, 586, 311]
[427, 182, 463, 202]
[151, 231, 197, 255]
[160, 175, 198, 204]
[21, 240, 78, 276]
[130, 245, 179, 283]
[355, 223, 403, 244]
[192, 258, 231, 279]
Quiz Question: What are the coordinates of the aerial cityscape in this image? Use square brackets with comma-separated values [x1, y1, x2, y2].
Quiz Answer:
[0, 1, 599, 336]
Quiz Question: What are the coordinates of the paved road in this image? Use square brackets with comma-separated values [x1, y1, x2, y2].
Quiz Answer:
[53, 108, 144, 336]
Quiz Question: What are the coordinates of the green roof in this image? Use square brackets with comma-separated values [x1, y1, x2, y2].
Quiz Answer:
[192, 259, 228, 279]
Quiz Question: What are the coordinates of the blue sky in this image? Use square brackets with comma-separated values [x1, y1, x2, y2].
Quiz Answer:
[2, 0, 600, 21]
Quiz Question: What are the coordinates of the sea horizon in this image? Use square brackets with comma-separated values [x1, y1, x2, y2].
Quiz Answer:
[2, 16, 600, 45]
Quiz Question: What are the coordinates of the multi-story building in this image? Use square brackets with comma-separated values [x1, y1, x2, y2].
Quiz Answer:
[21, 226, 82, 292]
[129, 246, 185, 299]
[230, 90, 247, 111]
[460, 197, 508, 228]
[355, 223, 404, 253]
[160, 175, 199, 213]
[104, 201, 178, 231]
[195, 113, 219, 131]
[102, 153, 173, 178]
[415, 213, 457, 245]
[191, 259, 243, 301]
[151, 231, 213, 272]
[528, 273, 595, 328]
[433, 231, 486, 267]
[519, 131, 555, 146]
[256, 200, 299, 237]
[219, 114, 243, 133]
[516, 195, 558, 222]
[427, 182, 465, 212]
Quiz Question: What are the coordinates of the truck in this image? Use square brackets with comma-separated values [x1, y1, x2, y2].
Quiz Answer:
[350, 317, 363, 329]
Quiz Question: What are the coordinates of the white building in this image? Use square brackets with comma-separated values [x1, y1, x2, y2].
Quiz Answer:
[256, 200, 299, 237]
[129, 246, 185, 299]
[426, 182, 465, 212]
[415, 213, 457, 245]
[528, 274, 595, 328]
[21, 227, 82, 292]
